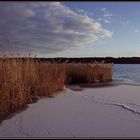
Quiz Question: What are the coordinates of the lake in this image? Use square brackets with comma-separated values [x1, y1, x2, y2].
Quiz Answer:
[113, 64, 140, 85]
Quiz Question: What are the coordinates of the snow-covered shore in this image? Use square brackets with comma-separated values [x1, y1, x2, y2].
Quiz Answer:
[1, 84, 140, 138]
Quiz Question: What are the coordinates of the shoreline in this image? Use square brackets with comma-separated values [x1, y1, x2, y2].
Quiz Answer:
[1, 82, 140, 124]
[0, 89, 65, 125]
[0, 105, 29, 126]
[66, 80, 140, 91]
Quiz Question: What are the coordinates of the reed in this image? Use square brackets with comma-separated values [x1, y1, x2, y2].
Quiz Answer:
[0, 57, 65, 116]
[65, 62, 112, 84]
[0, 56, 112, 117]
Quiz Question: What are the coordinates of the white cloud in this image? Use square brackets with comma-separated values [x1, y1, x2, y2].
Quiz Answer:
[100, 7, 113, 24]
[103, 13, 112, 18]
[103, 19, 111, 23]
[134, 29, 139, 33]
[76, 9, 85, 14]
[101, 8, 106, 12]
[76, 8, 94, 17]
[120, 20, 130, 25]
[0, 2, 112, 55]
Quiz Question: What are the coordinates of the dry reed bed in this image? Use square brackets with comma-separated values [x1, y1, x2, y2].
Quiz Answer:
[0, 58, 112, 117]
[65, 63, 112, 84]
[0, 58, 65, 116]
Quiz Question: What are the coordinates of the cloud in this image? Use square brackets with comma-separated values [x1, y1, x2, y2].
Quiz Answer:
[101, 8, 106, 12]
[99, 7, 113, 24]
[103, 13, 112, 18]
[134, 29, 139, 33]
[0, 2, 112, 56]
[76, 8, 94, 17]
[101, 19, 111, 24]
[120, 20, 130, 25]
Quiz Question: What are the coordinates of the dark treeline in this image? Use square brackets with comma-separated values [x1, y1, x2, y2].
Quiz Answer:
[1, 57, 140, 64]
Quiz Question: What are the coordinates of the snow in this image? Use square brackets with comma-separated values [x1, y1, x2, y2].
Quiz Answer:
[1, 85, 140, 137]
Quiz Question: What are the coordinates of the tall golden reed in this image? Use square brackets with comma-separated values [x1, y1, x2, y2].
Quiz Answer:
[0, 56, 112, 117]
[65, 62, 112, 84]
[0, 57, 65, 116]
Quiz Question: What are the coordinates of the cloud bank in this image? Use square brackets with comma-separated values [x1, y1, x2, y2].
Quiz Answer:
[0, 2, 112, 55]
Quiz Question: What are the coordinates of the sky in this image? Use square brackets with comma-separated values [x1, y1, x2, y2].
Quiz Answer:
[0, 2, 140, 58]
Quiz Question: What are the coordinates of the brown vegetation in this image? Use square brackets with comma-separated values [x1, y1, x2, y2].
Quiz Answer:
[0, 57, 112, 117]
[65, 63, 112, 84]
[0, 57, 65, 116]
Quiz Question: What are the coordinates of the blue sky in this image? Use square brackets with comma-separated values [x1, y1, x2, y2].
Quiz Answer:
[57, 2, 140, 57]
[0, 2, 140, 57]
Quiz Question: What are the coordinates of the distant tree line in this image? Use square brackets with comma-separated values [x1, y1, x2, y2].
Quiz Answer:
[1, 57, 140, 64]
[33, 57, 140, 64]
